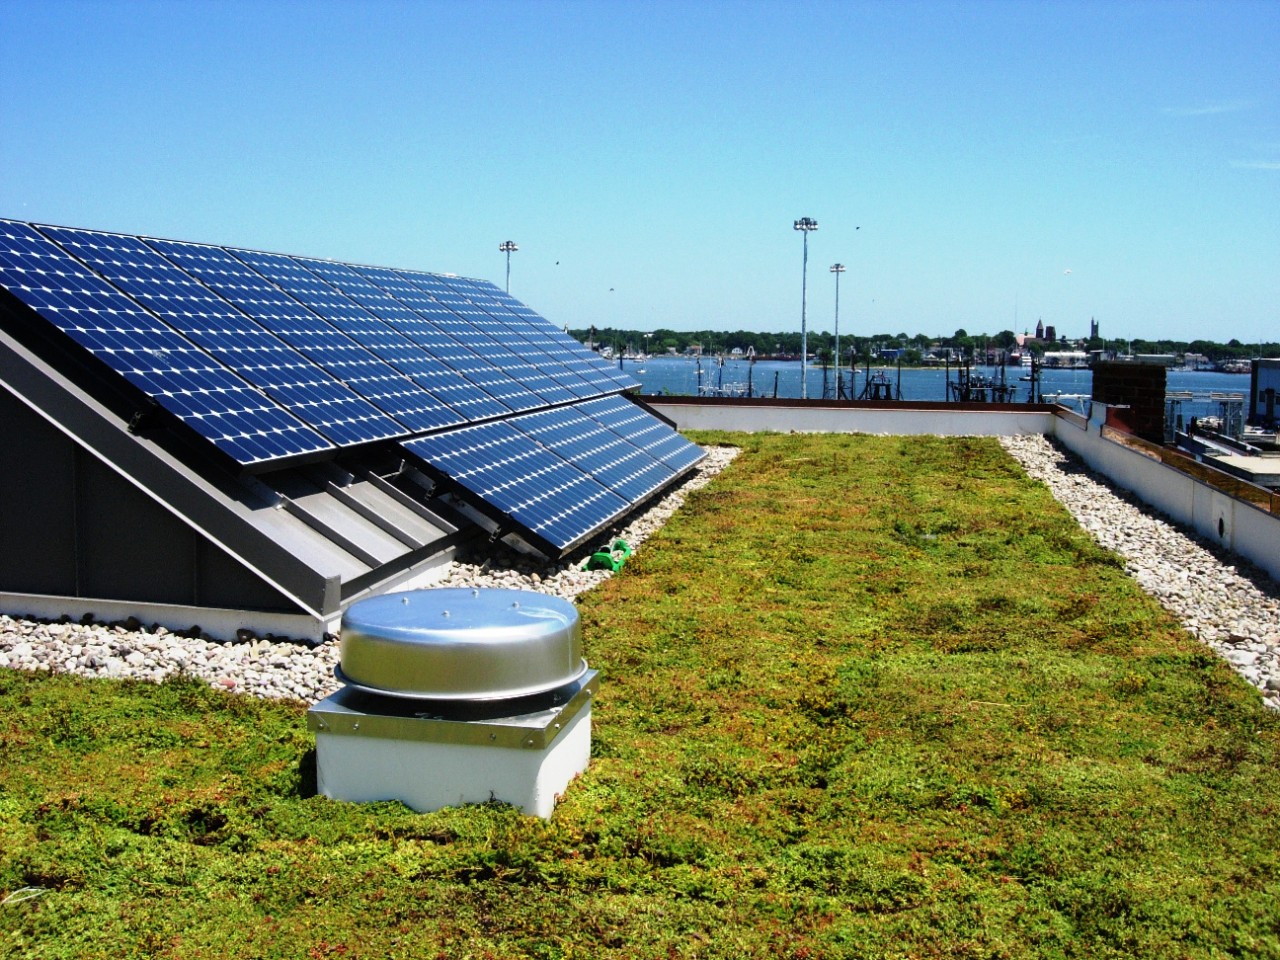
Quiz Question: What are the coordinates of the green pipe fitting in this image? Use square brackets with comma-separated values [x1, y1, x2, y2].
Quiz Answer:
[581, 538, 633, 572]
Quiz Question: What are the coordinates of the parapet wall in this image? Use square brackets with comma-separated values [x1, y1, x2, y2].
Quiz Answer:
[646, 397, 1057, 436]
[1051, 413, 1280, 584]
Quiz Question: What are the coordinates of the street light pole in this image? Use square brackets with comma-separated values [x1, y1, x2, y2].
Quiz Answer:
[498, 240, 518, 292]
[794, 217, 818, 399]
[830, 263, 846, 387]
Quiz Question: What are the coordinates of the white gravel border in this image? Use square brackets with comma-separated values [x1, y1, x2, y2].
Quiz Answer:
[3, 436, 1276, 711]
[0, 446, 739, 703]
[1000, 434, 1279, 711]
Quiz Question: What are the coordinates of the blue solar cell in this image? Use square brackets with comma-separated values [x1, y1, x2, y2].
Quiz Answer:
[0, 220, 331, 466]
[39, 226, 405, 449]
[468, 309, 620, 395]
[295, 257, 540, 415]
[631, 426, 707, 473]
[146, 238, 463, 434]
[225, 247, 500, 422]
[575, 394, 707, 473]
[353, 266, 579, 406]
[508, 405, 677, 503]
[460, 280, 640, 391]
[428, 275, 602, 399]
[406, 273, 590, 400]
[404, 420, 630, 551]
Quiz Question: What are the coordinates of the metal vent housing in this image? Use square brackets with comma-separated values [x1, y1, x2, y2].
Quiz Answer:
[337, 587, 586, 701]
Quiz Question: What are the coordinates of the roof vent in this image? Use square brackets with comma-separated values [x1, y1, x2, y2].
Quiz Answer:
[308, 588, 597, 818]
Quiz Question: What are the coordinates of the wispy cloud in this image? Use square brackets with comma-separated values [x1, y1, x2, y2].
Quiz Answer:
[1230, 160, 1280, 170]
[1162, 100, 1253, 117]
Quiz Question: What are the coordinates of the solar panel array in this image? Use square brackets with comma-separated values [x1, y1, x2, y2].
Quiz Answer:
[0, 221, 331, 463]
[404, 395, 698, 549]
[0, 219, 700, 554]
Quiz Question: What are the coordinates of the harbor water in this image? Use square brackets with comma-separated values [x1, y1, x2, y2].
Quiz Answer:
[624, 356, 1250, 421]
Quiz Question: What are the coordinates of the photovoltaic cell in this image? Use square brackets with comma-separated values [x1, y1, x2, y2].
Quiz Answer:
[461, 277, 638, 389]
[225, 247, 500, 422]
[430, 275, 601, 398]
[384, 270, 584, 404]
[507, 404, 676, 504]
[404, 420, 631, 551]
[456, 278, 640, 391]
[295, 257, 541, 415]
[0, 219, 331, 465]
[39, 226, 405, 448]
[575, 394, 707, 473]
[145, 238, 462, 434]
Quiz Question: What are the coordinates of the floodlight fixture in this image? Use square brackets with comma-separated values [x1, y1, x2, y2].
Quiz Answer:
[793, 218, 818, 399]
[499, 240, 518, 292]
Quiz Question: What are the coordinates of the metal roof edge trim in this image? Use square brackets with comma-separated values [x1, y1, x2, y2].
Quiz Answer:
[0, 590, 337, 645]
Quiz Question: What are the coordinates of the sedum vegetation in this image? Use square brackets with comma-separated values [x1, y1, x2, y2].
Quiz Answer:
[2, 433, 1278, 960]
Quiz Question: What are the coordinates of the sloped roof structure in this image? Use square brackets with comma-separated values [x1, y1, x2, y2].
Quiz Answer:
[0, 220, 703, 638]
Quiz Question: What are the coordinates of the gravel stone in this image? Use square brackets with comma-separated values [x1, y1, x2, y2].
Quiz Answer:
[1000, 434, 1280, 711]
[5, 437, 1274, 712]
[0, 446, 739, 704]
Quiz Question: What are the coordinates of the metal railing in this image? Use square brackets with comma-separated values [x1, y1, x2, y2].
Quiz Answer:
[1099, 425, 1279, 514]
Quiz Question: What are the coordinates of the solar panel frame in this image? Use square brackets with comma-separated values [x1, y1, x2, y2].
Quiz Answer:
[2, 218, 705, 556]
[39, 226, 406, 449]
[0, 219, 332, 466]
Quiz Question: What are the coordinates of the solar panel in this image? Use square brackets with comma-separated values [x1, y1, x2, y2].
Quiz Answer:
[39, 226, 406, 449]
[461, 279, 641, 392]
[429, 275, 602, 398]
[387, 270, 588, 403]
[225, 247, 503, 422]
[146, 238, 463, 434]
[575, 394, 707, 473]
[294, 257, 542, 415]
[2, 218, 705, 557]
[351, 265, 579, 406]
[507, 404, 677, 503]
[0, 219, 331, 466]
[404, 420, 631, 552]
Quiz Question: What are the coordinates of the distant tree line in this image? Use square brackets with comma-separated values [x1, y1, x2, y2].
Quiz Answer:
[570, 326, 1278, 364]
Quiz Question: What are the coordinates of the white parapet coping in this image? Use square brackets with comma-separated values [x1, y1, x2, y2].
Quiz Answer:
[648, 400, 1057, 436]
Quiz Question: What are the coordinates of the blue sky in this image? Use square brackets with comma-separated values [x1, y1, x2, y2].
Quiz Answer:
[2, 0, 1276, 344]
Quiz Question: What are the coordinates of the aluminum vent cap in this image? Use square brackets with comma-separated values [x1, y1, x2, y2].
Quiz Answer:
[337, 588, 585, 701]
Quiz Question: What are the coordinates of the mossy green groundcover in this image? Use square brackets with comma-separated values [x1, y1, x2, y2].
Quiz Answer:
[2, 433, 1278, 959]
